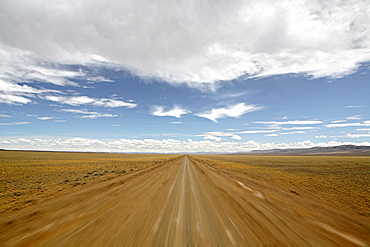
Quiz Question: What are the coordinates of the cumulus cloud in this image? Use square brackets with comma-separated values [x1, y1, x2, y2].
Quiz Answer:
[197, 103, 260, 122]
[1, 137, 369, 153]
[231, 135, 242, 140]
[1, 0, 369, 87]
[203, 135, 222, 142]
[151, 105, 191, 118]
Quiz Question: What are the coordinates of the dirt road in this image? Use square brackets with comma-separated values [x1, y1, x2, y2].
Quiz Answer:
[1, 156, 368, 246]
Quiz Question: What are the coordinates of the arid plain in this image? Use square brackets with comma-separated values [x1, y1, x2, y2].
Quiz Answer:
[0, 150, 369, 246]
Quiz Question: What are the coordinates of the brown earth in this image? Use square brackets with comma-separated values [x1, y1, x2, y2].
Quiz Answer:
[0, 155, 369, 246]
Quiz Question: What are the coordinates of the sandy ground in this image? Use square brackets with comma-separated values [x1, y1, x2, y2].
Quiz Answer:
[0, 156, 368, 246]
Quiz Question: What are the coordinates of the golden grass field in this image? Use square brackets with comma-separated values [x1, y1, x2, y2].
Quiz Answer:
[1, 151, 370, 245]
[191, 155, 370, 218]
[1, 151, 369, 220]
[0, 150, 180, 214]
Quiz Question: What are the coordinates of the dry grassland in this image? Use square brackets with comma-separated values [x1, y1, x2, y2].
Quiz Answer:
[0, 150, 179, 215]
[191, 155, 370, 218]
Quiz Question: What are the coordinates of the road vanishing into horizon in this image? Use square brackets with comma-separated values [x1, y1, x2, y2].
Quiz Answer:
[1, 156, 367, 246]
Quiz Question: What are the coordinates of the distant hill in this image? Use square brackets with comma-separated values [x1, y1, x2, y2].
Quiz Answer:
[236, 145, 370, 156]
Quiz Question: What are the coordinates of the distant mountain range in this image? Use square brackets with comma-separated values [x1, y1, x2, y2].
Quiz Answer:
[237, 145, 370, 156]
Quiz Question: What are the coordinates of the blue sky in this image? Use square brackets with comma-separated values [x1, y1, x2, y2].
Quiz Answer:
[0, 0, 369, 153]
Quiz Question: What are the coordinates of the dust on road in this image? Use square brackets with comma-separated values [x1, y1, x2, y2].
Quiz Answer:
[0, 156, 368, 246]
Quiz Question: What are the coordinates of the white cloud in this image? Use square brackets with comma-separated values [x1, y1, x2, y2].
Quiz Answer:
[61, 109, 118, 119]
[265, 133, 279, 137]
[170, 122, 182, 124]
[331, 120, 347, 123]
[197, 103, 260, 122]
[203, 135, 222, 142]
[1, 1, 370, 87]
[26, 66, 80, 86]
[203, 126, 315, 137]
[203, 129, 277, 141]
[37, 117, 54, 120]
[204, 131, 235, 137]
[93, 98, 137, 108]
[0, 114, 12, 117]
[0, 79, 41, 105]
[325, 121, 370, 128]
[151, 105, 191, 118]
[0, 122, 31, 126]
[44, 95, 137, 108]
[280, 131, 306, 135]
[44, 95, 94, 105]
[218, 92, 250, 99]
[238, 130, 277, 134]
[346, 115, 362, 120]
[315, 135, 328, 138]
[255, 120, 323, 125]
[0, 94, 32, 105]
[231, 135, 242, 140]
[346, 133, 370, 138]
[86, 76, 114, 84]
[0, 76, 63, 105]
[345, 105, 364, 108]
[1, 137, 369, 153]
[0, 46, 81, 89]
[0, 79, 49, 94]
[285, 127, 317, 130]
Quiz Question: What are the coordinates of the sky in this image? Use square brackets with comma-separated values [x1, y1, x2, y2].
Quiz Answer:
[0, 0, 370, 153]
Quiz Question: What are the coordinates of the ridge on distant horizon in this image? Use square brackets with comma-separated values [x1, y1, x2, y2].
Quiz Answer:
[234, 145, 370, 156]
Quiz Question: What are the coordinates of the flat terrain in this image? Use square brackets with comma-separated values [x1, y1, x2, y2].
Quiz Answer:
[192, 155, 370, 217]
[0, 151, 179, 214]
[1, 152, 369, 246]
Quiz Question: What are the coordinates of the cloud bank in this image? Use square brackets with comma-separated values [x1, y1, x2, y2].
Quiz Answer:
[1, 0, 370, 87]
[1, 137, 369, 153]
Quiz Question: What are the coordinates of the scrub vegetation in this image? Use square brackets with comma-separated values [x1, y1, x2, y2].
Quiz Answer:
[0, 150, 179, 214]
[191, 155, 370, 217]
